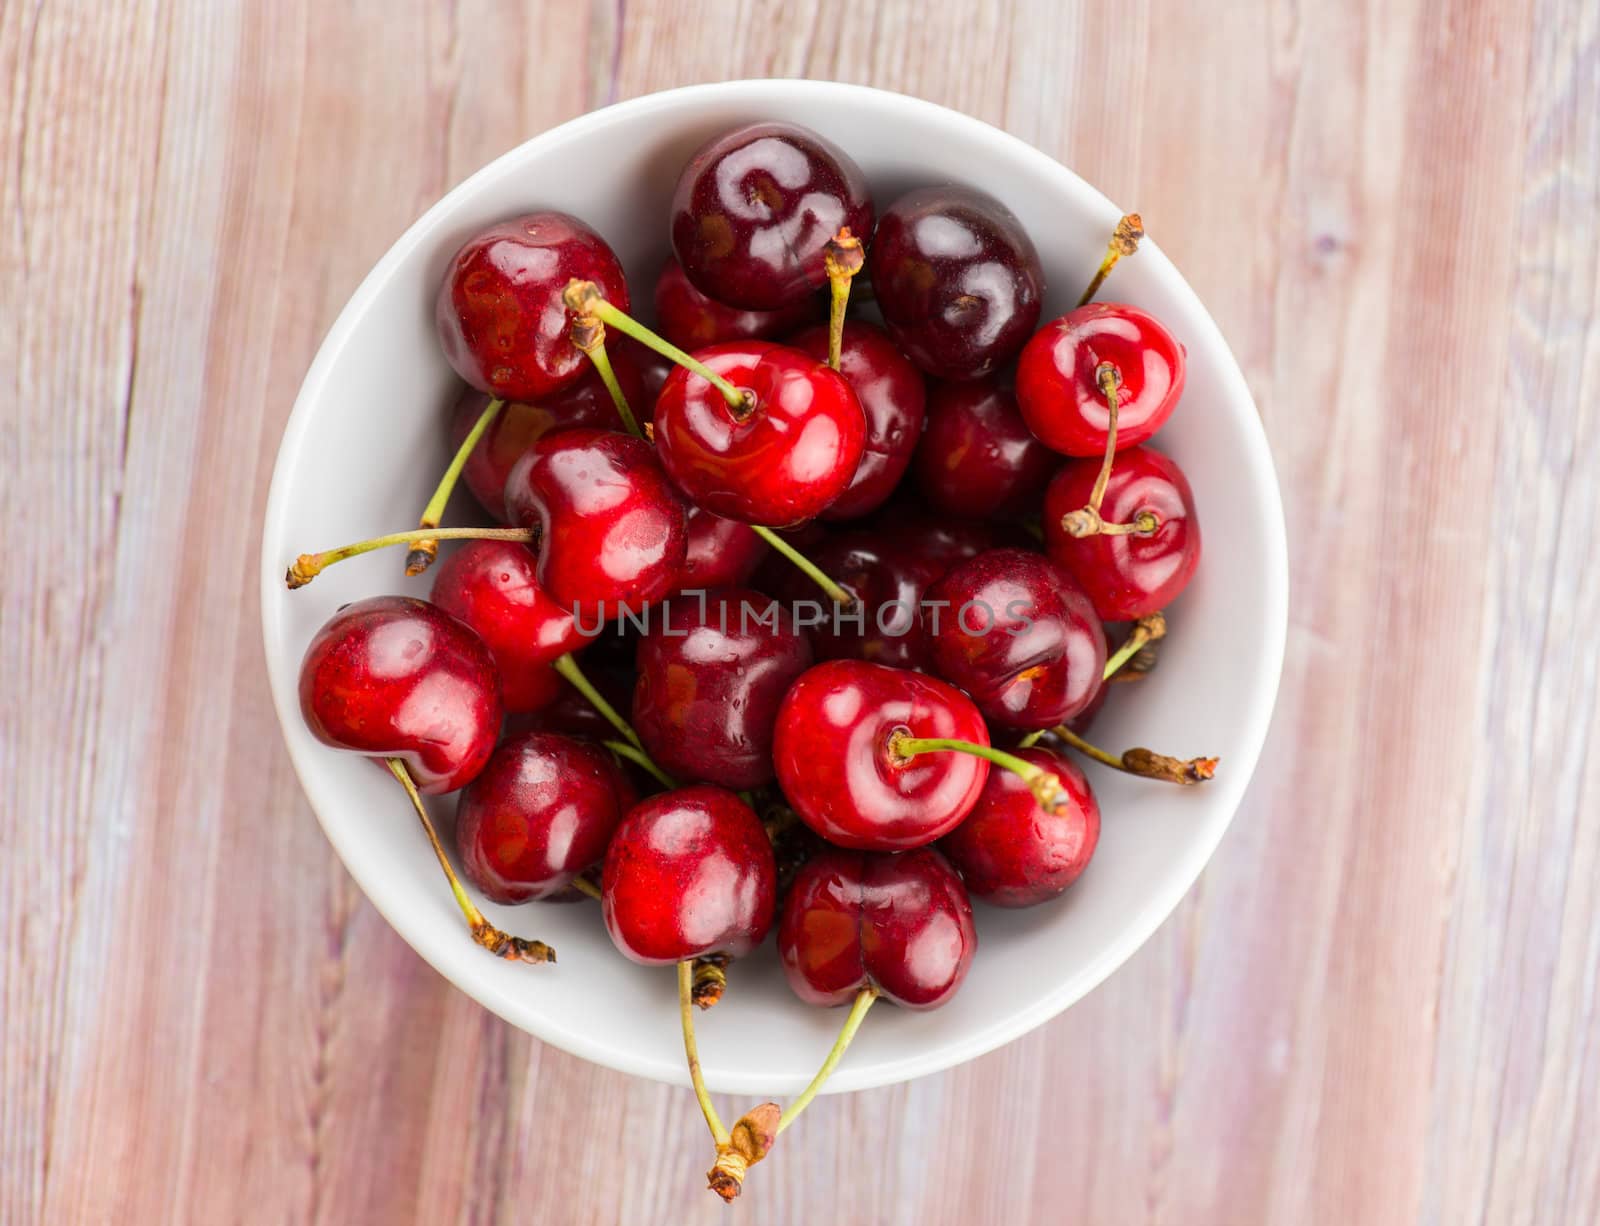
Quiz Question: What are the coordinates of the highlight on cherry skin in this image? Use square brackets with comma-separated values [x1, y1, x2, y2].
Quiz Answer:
[281, 118, 1233, 1201]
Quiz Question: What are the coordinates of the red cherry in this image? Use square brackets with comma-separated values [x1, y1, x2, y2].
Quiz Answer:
[503, 428, 687, 614]
[449, 347, 649, 522]
[1043, 446, 1201, 620]
[940, 746, 1099, 907]
[298, 596, 501, 794]
[1015, 303, 1185, 457]
[653, 341, 866, 526]
[778, 847, 976, 1008]
[913, 377, 1057, 519]
[923, 547, 1107, 729]
[786, 320, 927, 521]
[653, 255, 817, 351]
[633, 589, 813, 789]
[435, 212, 629, 402]
[601, 785, 777, 964]
[455, 732, 635, 902]
[679, 504, 769, 591]
[772, 660, 990, 850]
[771, 521, 992, 670]
[428, 540, 585, 713]
[868, 186, 1043, 381]
[670, 122, 874, 310]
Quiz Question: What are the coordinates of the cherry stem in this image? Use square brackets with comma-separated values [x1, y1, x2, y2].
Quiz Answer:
[601, 737, 677, 790]
[565, 279, 752, 416]
[774, 986, 879, 1136]
[404, 397, 505, 576]
[568, 874, 602, 901]
[569, 318, 643, 439]
[1076, 212, 1144, 307]
[385, 759, 554, 964]
[1051, 725, 1218, 785]
[891, 734, 1073, 815]
[552, 653, 647, 756]
[679, 959, 730, 1146]
[750, 525, 853, 605]
[1103, 611, 1167, 681]
[691, 953, 731, 1010]
[823, 227, 864, 371]
[1060, 364, 1160, 540]
[285, 526, 533, 588]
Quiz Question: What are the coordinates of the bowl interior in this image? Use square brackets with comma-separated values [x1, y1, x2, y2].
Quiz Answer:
[261, 80, 1287, 1096]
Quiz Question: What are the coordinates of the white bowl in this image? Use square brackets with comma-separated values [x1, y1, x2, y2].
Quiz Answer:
[261, 80, 1287, 1096]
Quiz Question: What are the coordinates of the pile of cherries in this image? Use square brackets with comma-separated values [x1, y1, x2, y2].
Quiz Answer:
[288, 120, 1214, 1200]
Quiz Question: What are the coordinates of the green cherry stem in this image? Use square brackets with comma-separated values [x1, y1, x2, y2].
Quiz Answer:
[570, 316, 643, 439]
[1052, 724, 1218, 785]
[285, 526, 534, 588]
[386, 759, 554, 964]
[1076, 212, 1144, 307]
[823, 227, 865, 371]
[602, 737, 677, 790]
[774, 985, 879, 1136]
[1059, 364, 1159, 540]
[890, 733, 1072, 814]
[1103, 611, 1167, 681]
[568, 874, 602, 901]
[564, 279, 752, 416]
[679, 959, 730, 1146]
[552, 653, 646, 755]
[750, 526, 853, 605]
[405, 396, 505, 576]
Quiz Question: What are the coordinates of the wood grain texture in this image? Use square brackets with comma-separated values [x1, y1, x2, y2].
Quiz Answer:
[3, 1, 1597, 1222]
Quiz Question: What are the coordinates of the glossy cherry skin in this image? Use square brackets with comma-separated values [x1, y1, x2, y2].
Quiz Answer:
[633, 589, 813, 789]
[787, 321, 927, 521]
[1043, 446, 1201, 620]
[435, 212, 629, 402]
[868, 186, 1044, 382]
[1015, 303, 1186, 457]
[913, 377, 1057, 519]
[773, 523, 992, 670]
[449, 347, 650, 522]
[940, 747, 1099, 908]
[429, 540, 586, 713]
[653, 341, 866, 526]
[653, 255, 817, 351]
[778, 847, 976, 1009]
[455, 732, 635, 903]
[773, 660, 990, 851]
[298, 596, 501, 794]
[601, 785, 777, 964]
[670, 122, 874, 310]
[504, 428, 687, 615]
[678, 504, 769, 591]
[924, 548, 1107, 729]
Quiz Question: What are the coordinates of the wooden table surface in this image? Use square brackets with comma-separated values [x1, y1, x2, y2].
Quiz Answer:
[6, 1, 1599, 1222]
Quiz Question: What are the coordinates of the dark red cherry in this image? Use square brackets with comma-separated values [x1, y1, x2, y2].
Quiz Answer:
[507, 653, 633, 742]
[913, 377, 1057, 519]
[772, 660, 990, 850]
[455, 732, 635, 903]
[670, 122, 874, 310]
[429, 539, 585, 714]
[940, 747, 1099, 908]
[772, 523, 991, 670]
[503, 428, 687, 615]
[633, 588, 813, 789]
[787, 320, 927, 521]
[679, 504, 769, 591]
[653, 341, 866, 526]
[450, 347, 650, 522]
[298, 596, 501, 794]
[435, 212, 629, 401]
[1043, 446, 1200, 620]
[653, 255, 817, 351]
[601, 785, 777, 964]
[868, 186, 1043, 381]
[924, 548, 1107, 729]
[778, 847, 975, 1009]
[1015, 303, 1185, 457]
